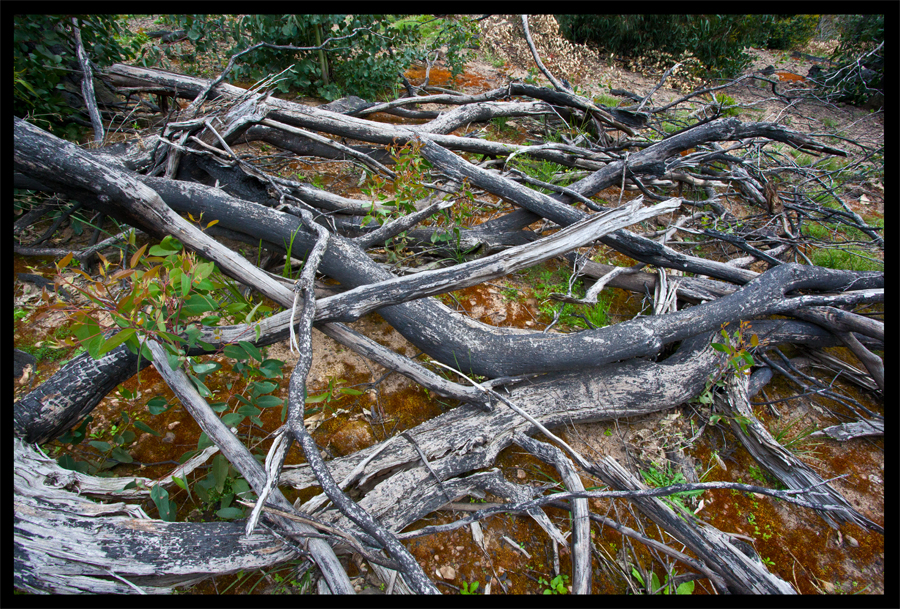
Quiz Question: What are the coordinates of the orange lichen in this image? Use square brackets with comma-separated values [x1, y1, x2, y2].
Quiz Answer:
[775, 71, 807, 83]
[404, 66, 493, 93]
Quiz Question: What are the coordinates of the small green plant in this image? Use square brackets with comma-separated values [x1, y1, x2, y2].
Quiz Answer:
[640, 462, 704, 513]
[538, 574, 569, 594]
[42, 232, 287, 524]
[710, 92, 741, 117]
[490, 116, 517, 138]
[768, 414, 822, 459]
[710, 321, 757, 376]
[460, 580, 480, 595]
[809, 246, 883, 272]
[593, 93, 622, 108]
[522, 264, 611, 331]
[304, 377, 365, 417]
[484, 49, 505, 68]
[631, 567, 694, 595]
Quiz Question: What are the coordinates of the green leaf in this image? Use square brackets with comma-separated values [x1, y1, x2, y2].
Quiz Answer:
[224, 344, 249, 360]
[232, 478, 251, 497]
[149, 236, 182, 255]
[147, 397, 171, 415]
[710, 342, 730, 353]
[676, 580, 695, 595]
[134, 420, 161, 437]
[254, 395, 282, 408]
[58, 454, 91, 474]
[249, 381, 277, 398]
[150, 484, 176, 521]
[216, 507, 244, 520]
[237, 405, 261, 418]
[194, 261, 215, 281]
[99, 328, 137, 357]
[180, 271, 192, 298]
[339, 388, 365, 396]
[181, 293, 218, 316]
[197, 432, 213, 451]
[238, 340, 262, 362]
[172, 474, 192, 502]
[305, 392, 330, 404]
[165, 349, 182, 372]
[212, 454, 229, 493]
[111, 447, 134, 463]
[209, 401, 229, 413]
[85, 333, 105, 360]
[188, 374, 212, 397]
[89, 440, 111, 452]
[221, 412, 244, 427]
[259, 359, 284, 378]
[631, 567, 644, 586]
[223, 302, 247, 314]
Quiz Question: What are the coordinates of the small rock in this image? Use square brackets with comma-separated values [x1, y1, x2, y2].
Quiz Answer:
[517, 468, 526, 479]
[162, 431, 176, 444]
[456, 546, 464, 551]
[823, 581, 835, 594]
[846, 536, 859, 548]
[438, 566, 456, 580]
[167, 421, 181, 430]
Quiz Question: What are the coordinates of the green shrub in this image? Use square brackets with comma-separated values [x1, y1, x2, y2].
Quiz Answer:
[821, 14, 884, 107]
[13, 15, 141, 138]
[762, 15, 820, 50]
[144, 15, 478, 102]
[555, 15, 759, 78]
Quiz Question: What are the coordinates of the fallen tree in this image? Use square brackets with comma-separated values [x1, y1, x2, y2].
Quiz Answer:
[14, 45, 883, 595]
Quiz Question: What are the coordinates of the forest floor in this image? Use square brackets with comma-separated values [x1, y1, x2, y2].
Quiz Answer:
[14, 15, 883, 595]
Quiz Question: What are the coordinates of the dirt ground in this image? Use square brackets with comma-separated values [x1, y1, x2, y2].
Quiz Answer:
[14, 15, 883, 595]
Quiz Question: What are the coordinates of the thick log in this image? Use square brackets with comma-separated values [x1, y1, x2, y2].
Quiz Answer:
[14, 439, 299, 594]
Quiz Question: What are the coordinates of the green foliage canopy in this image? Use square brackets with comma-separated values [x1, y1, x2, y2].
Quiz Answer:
[13, 14, 141, 137]
[145, 15, 479, 101]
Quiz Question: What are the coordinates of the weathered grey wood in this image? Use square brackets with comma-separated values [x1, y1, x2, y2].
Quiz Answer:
[13, 439, 298, 594]
[16, 65, 883, 590]
[811, 419, 884, 441]
[70, 18, 104, 143]
[514, 433, 592, 594]
[14, 117, 294, 309]
[521, 15, 571, 94]
[311, 197, 681, 323]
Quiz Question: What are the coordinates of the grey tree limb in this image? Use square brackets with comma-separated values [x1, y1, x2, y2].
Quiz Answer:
[70, 18, 104, 143]
[513, 433, 592, 594]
